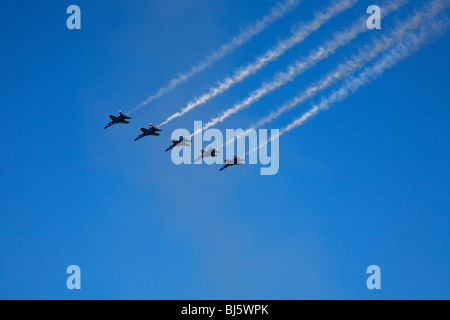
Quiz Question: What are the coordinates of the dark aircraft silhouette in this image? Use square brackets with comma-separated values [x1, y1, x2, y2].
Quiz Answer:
[194, 146, 220, 162]
[134, 123, 162, 141]
[104, 111, 131, 129]
[165, 136, 191, 152]
[220, 155, 244, 171]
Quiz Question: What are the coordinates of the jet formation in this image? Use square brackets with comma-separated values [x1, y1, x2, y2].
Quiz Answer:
[104, 112, 242, 171]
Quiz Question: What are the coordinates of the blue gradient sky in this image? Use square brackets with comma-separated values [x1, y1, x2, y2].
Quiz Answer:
[0, 0, 449, 299]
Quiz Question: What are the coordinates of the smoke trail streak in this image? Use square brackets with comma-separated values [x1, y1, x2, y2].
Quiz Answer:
[251, 0, 449, 130]
[190, 0, 408, 138]
[128, 0, 302, 114]
[159, 0, 360, 126]
[248, 13, 450, 156]
[220, 0, 440, 150]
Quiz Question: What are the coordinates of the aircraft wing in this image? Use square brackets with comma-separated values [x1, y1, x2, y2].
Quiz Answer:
[149, 132, 160, 136]
[104, 121, 114, 129]
[165, 144, 175, 152]
[134, 134, 145, 141]
[108, 115, 118, 121]
[170, 139, 179, 143]
[140, 128, 149, 133]
[219, 164, 231, 171]
[119, 120, 130, 124]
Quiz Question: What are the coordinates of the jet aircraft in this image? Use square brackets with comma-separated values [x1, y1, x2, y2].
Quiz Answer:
[194, 146, 220, 162]
[134, 123, 162, 141]
[104, 111, 131, 129]
[165, 136, 191, 152]
[219, 155, 244, 171]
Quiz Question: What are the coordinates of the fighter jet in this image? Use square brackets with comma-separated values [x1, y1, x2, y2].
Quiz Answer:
[194, 146, 220, 162]
[134, 123, 162, 141]
[165, 135, 191, 152]
[219, 155, 244, 171]
[104, 111, 132, 129]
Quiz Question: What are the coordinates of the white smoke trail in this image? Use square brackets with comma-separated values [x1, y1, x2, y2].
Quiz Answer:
[251, 0, 449, 130]
[220, 0, 441, 150]
[158, 0, 360, 126]
[190, 0, 409, 137]
[249, 13, 450, 156]
[128, 0, 302, 114]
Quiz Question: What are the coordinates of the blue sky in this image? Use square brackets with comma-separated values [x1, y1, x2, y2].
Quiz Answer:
[0, 0, 449, 299]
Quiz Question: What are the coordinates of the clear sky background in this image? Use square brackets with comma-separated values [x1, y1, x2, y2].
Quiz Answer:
[0, 0, 449, 299]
